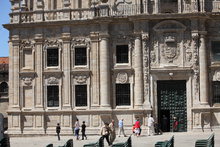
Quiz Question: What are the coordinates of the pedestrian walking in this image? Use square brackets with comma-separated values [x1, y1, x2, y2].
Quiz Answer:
[118, 119, 126, 137]
[81, 121, 87, 140]
[56, 123, 61, 141]
[74, 119, 80, 140]
[147, 114, 155, 136]
[173, 117, 179, 132]
[109, 120, 116, 144]
[134, 119, 141, 136]
[100, 122, 111, 146]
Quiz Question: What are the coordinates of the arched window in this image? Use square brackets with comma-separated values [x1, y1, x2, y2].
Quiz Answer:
[0, 82, 8, 96]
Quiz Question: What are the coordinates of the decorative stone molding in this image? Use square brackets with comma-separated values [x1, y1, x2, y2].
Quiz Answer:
[20, 40, 35, 50]
[22, 77, 33, 86]
[20, 73, 35, 86]
[184, 40, 192, 63]
[74, 75, 88, 84]
[47, 77, 59, 85]
[44, 39, 62, 50]
[44, 74, 62, 85]
[192, 33, 200, 95]
[142, 33, 150, 99]
[71, 38, 90, 49]
[150, 50, 156, 64]
[117, 72, 128, 84]
[161, 33, 180, 63]
[213, 70, 220, 81]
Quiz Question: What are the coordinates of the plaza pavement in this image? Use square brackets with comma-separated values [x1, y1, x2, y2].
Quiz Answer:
[10, 131, 219, 147]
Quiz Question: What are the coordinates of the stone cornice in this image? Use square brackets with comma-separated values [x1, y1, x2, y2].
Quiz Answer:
[3, 13, 213, 30]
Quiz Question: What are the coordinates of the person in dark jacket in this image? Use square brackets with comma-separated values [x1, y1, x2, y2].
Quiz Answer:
[81, 121, 87, 140]
[56, 123, 61, 141]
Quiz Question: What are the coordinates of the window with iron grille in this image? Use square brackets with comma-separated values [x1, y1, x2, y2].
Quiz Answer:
[212, 41, 220, 61]
[116, 45, 129, 63]
[212, 81, 220, 103]
[75, 47, 87, 66]
[75, 85, 87, 106]
[47, 48, 59, 66]
[116, 84, 130, 106]
[47, 86, 59, 107]
[0, 82, 8, 96]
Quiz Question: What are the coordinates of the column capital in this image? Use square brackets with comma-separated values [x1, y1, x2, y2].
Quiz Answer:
[199, 31, 207, 36]
[90, 32, 99, 42]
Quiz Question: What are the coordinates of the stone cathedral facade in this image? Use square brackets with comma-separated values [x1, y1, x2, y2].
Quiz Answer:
[4, 0, 220, 135]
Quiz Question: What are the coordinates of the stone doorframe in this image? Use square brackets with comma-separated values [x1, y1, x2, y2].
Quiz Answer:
[150, 68, 193, 131]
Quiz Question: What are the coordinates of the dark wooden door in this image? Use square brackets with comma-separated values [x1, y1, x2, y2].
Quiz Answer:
[157, 80, 187, 132]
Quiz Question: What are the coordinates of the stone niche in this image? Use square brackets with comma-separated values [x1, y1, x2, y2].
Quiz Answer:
[152, 20, 186, 67]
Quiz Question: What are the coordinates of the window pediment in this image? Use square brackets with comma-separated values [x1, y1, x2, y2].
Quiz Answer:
[153, 20, 186, 32]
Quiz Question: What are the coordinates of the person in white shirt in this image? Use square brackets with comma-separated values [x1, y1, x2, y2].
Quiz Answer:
[74, 119, 80, 140]
[147, 114, 155, 136]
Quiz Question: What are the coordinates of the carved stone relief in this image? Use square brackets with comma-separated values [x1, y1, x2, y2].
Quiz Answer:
[142, 33, 150, 99]
[117, 72, 128, 84]
[213, 70, 220, 81]
[20, 74, 35, 86]
[47, 77, 59, 85]
[71, 38, 90, 49]
[192, 34, 200, 96]
[184, 40, 192, 63]
[44, 39, 62, 49]
[112, 0, 133, 15]
[194, 112, 200, 126]
[161, 33, 180, 63]
[22, 77, 33, 86]
[20, 40, 35, 50]
[74, 75, 88, 84]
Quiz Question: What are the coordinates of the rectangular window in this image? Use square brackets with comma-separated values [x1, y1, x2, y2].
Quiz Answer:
[212, 41, 220, 61]
[75, 85, 87, 106]
[116, 45, 129, 63]
[47, 48, 59, 67]
[116, 84, 130, 106]
[212, 81, 220, 104]
[47, 86, 59, 107]
[75, 47, 87, 66]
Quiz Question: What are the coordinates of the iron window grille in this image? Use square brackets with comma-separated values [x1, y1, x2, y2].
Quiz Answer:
[75, 47, 87, 66]
[47, 48, 59, 66]
[116, 45, 129, 63]
[116, 83, 130, 106]
[0, 82, 8, 97]
[211, 41, 220, 61]
[75, 85, 87, 106]
[212, 81, 220, 104]
[47, 86, 59, 107]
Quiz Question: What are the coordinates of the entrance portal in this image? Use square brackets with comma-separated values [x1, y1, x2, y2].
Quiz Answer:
[157, 80, 187, 132]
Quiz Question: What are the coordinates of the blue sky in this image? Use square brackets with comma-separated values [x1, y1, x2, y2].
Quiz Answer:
[0, 1, 10, 57]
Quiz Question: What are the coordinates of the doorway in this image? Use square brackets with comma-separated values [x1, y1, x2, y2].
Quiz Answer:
[157, 80, 187, 132]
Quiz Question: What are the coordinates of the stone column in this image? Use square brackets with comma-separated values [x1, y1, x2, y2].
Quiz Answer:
[199, 32, 209, 105]
[62, 26, 71, 109]
[134, 34, 144, 108]
[100, 34, 111, 108]
[35, 31, 44, 109]
[90, 32, 100, 107]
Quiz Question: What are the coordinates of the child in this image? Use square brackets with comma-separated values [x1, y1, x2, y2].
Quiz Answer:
[81, 121, 87, 140]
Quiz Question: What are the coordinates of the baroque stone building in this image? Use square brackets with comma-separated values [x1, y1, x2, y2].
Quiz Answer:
[0, 57, 9, 128]
[3, 0, 220, 135]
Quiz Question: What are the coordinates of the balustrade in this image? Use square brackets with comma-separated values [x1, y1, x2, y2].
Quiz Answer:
[9, 2, 220, 24]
